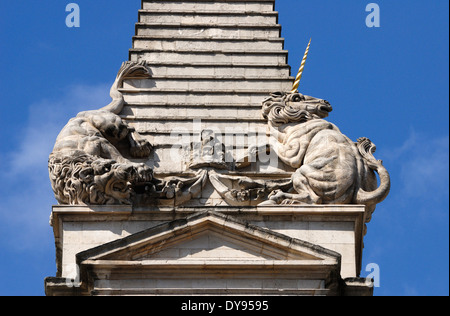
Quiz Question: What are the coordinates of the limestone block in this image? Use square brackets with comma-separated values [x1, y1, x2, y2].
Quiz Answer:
[133, 38, 284, 51]
[121, 105, 261, 120]
[122, 90, 275, 106]
[136, 23, 281, 39]
[144, 133, 268, 153]
[131, 50, 288, 66]
[142, 1, 275, 13]
[138, 11, 278, 25]
[133, 64, 290, 78]
[147, 146, 186, 172]
[122, 78, 292, 91]
[128, 120, 267, 135]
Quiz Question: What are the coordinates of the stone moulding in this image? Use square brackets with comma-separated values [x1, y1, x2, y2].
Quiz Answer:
[135, 169, 208, 206]
[208, 170, 292, 206]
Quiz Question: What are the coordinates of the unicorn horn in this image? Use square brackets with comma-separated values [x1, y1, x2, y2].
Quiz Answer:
[291, 38, 311, 93]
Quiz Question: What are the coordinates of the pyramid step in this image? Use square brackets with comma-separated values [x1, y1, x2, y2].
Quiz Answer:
[121, 104, 263, 120]
[121, 89, 275, 106]
[125, 102, 264, 108]
[142, 0, 275, 13]
[133, 36, 284, 51]
[135, 22, 281, 38]
[143, 62, 290, 78]
[138, 9, 278, 25]
[122, 76, 293, 91]
[123, 115, 266, 123]
[129, 49, 288, 66]
[143, 133, 270, 149]
[126, 118, 268, 135]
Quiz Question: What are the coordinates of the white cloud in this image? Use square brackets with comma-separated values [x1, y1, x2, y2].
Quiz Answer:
[398, 133, 449, 201]
[378, 130, 449, 225]
[380, 129, 449, 200]
[0, 83, 111, 250]
[7, 84, 110, 176]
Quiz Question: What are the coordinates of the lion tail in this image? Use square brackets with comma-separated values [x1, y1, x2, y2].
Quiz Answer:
[355, 137, 391, 207]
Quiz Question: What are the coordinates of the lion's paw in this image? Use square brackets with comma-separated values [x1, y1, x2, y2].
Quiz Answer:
[129, 131, 153, 158]
[268, 190, 289, 204]
[133, 163, 153, 183]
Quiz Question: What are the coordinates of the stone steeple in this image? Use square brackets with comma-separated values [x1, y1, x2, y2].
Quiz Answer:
[45, 0, 389, 296]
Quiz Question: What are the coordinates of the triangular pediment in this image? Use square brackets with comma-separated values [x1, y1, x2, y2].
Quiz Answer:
[77, 211, 340, 265]
[141, 230, 280, 261]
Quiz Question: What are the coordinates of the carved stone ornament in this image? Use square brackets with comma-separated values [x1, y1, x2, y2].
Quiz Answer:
[189, 130, 230, 170]
[48, 61, 154, 205]
[259, 91, 391, 222]
[208, 171, 292, 206]
[135, 170, 208, 206]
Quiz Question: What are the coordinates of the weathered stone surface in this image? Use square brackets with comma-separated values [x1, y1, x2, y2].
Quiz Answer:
[45, 0, 387, 297]
[48, 61, 154, 205]
[47, 206, 370, 296]
[259, 91, 390, 223]
[49, 205, 366, 281]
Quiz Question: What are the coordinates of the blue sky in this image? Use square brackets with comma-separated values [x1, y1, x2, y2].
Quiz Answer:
[0, 0, 448, 296]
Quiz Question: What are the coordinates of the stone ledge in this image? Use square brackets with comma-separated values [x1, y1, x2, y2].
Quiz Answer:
[51, 204, 366, 222]
[133, 35, 285, 41]
[121, 76, 294, 91]
[90, 288, 330, 296]
[130, 50, 288, 66]
[132, 36, 285, 51]
[143, 0, 276, 2]
[143, 0, 276, 3]
[123, 75, 293, 80]
[141, 0, 276, 16]
[120, 115, 266, 122]
[142, 0, 276, 8]
[138, 10, 279, 25]
[135, 24, 281, 38]
[119, 88, 289, 94]
[122, 61, 291, 67]
[135, 22, 281, 28]
[123, 102, 265, 108]
[138, 9, 279, 16]
[129, 48, 289, 54]
[342, 278, 374, 296]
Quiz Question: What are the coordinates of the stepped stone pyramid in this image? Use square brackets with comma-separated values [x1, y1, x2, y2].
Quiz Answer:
[120, 0, 293, 176]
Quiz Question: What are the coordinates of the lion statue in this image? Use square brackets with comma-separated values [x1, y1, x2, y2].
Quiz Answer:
[260, 91, 390, 223]
[48, 61, 154, 205]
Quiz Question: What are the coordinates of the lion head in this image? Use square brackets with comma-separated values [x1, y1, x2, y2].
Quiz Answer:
[262, 92, 333, 127]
